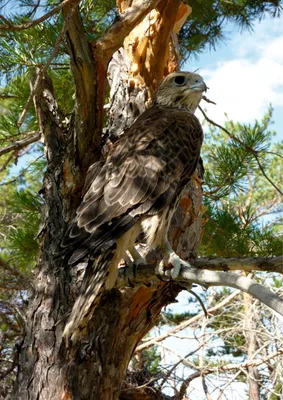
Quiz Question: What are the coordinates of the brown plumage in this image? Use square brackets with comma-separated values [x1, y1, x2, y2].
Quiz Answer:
[62, 72, 207, 340]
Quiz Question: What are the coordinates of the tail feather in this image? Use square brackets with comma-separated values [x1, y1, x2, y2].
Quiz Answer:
[66, 213, 139, 265]
[63, 246, 116, 342]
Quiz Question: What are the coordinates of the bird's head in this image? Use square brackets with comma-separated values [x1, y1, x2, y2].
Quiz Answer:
[154, 72, 207, 113]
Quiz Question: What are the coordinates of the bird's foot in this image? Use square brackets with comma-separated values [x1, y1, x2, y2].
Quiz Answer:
[156, 252, 192, 279]
[125, 248, 147, 280]
[155, 259, 171, 281]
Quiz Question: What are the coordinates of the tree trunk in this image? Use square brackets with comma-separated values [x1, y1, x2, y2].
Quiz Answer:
[13, 2, 203, 399]
[243, 292, 260, 400]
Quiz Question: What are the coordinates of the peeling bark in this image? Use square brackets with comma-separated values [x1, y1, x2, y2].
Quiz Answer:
[13, 3, 203, 399]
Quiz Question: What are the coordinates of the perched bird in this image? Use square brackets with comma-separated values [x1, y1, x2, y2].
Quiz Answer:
[62, 72, 207, 340]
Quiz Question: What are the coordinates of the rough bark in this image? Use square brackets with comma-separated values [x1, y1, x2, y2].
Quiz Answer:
[9, 2, 283, 399]
[13, 2, 201, 400]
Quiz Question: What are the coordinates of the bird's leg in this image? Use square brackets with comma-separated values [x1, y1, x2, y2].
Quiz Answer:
[156, 238, 192, 279]
[123, 245, 147, 279]
[123, 252, 134, 268]
[127, 245, 147, 266]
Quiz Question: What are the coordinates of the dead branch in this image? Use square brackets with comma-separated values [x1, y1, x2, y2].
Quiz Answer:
[135, 290, 241, 352]
[193, 256, 283, 274]
[202, 95, 216, 105]
[0, 131, 41, 157]
[0, 0, 79, 31]
[0, 257, 33, 289]
[0, 152, 14, 172]
[117, 257, 283, 319]
[178, 348, 283, 399]
[0, 155, 42, 186]
[17, 13, 72, 128]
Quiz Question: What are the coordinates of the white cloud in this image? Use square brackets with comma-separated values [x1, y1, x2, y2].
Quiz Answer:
[195, 19, 283, 128]
[264, 36, 283, 62]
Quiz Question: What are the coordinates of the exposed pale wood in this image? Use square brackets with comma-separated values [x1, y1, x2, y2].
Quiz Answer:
[94, 0, 162, 64]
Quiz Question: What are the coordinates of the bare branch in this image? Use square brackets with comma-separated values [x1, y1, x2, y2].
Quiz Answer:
[0, 152, 14, 172]
[267, 150, 283, 160]
[254, 156, 282, 195]
[0, 0, 79, 31]
[0, 94, 19, 99]
[193, 256, 283, 274]
[17, 15, 71, 127]
[0, 131, 41, 157]
[158, 341, 209, 389]
[182, 268, 283, 316]
[0, 155, 42, 186]
[0, 257, 33, 289]
[0, 341, 22, 380]
[178, 349, 283, 399]
[199, 106, 283, 196]
[118, 259, 283, 319]
[216, 370, 243, 400]
[202, 95, 216, 105]
[135, 290, 241, 352]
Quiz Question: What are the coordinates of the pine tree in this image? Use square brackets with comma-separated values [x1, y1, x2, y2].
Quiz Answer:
[0, 0, 282, 399]
[137, 112, 282, 398]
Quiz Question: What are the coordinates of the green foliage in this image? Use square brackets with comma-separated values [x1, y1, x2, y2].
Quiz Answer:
[0, 75, 38, 141]
[0, 1, 282, 396]
[80, 0, 117, 41]
[4, 190, 43, 268]
[128, 345, 163, 387]
[269, 381, 282, 400]
[140, 346, 162, 375]
[180, 0, 282, 60]
[0, 20, 66, 77]
[1, 189, 43, 269]
[162, 310, 198, 325]
[200, 109, 282, 257]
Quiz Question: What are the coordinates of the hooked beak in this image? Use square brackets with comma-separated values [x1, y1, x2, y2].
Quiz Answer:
[189, 81, 207, 93]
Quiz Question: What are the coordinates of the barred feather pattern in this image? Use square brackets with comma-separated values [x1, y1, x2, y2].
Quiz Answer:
[62, 72, 206, 341]
[63, 248, 115, 341]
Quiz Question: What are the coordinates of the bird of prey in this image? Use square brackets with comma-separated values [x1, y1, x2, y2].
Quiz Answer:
[62, 71, 207, 340]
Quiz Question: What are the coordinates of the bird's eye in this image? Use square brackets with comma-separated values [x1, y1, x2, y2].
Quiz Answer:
[174, 76, 186, 86]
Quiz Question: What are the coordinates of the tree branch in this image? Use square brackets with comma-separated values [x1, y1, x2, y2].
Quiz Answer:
[178, 348, 283, 399]
[0, 131, 41, 157]
[17, 13, 72, 128]
[0, 257, 33, 289]
[0, 0, 79, 31]
[0, 155, 42, 186]
[136, 290, 240, 352]
[0, 152, 14, 172]
[193, 256, 283, 274]
[0, 340, 22, 380]
[118, 257, 283, 317]
[63, 6, 100, 169]
[93, 0, 162, 64]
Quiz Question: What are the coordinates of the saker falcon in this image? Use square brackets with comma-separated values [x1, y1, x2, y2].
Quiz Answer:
[62, 72, 207, 340]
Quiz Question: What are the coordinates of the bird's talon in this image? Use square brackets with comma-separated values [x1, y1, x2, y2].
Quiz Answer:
[155, 261, 170, 281]
[127, 277, 135, 288]
[132, 263, 137, 278]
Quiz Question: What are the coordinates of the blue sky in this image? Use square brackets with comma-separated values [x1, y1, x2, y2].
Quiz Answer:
[1, 7, 281, 398]
[185, 17, 283, 141]
[161, 16, 283, 400]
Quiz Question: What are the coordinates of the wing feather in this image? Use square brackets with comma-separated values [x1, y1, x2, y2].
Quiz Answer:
[65, 106, 203, 262]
